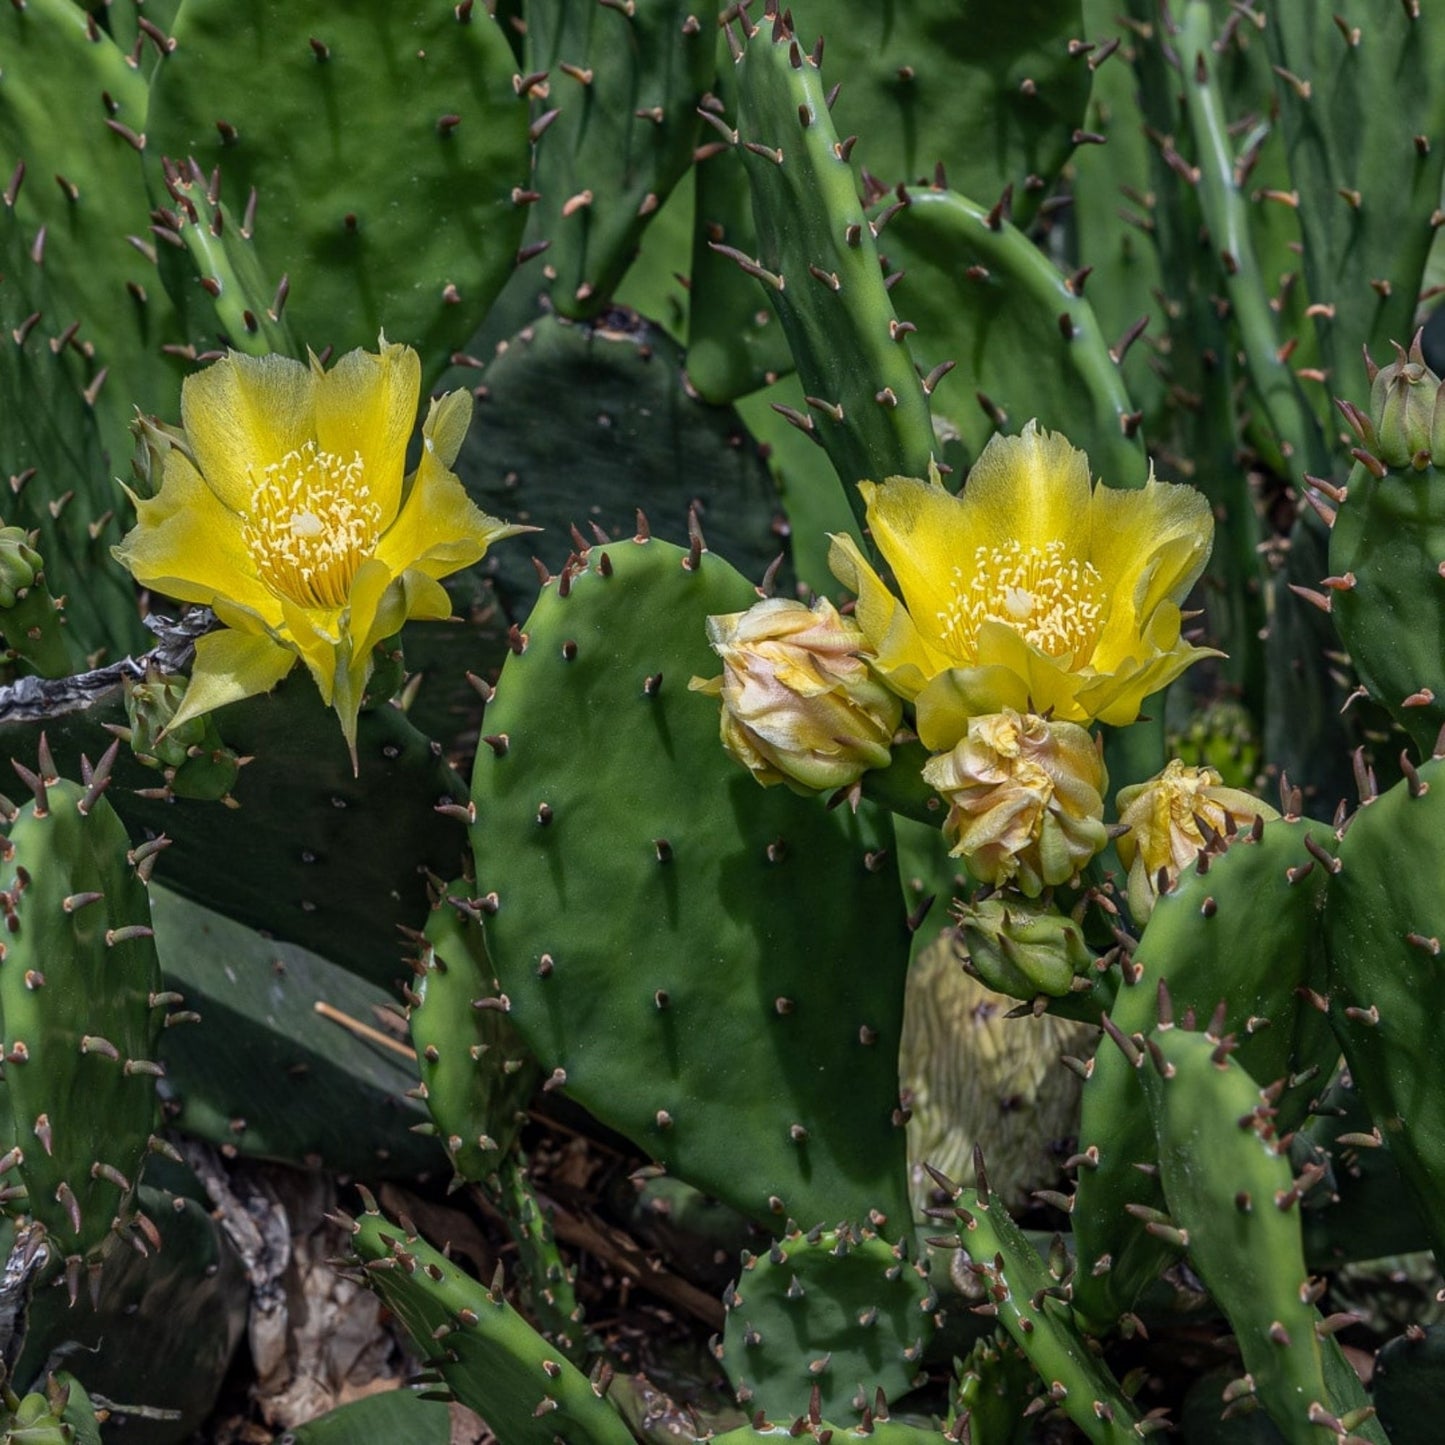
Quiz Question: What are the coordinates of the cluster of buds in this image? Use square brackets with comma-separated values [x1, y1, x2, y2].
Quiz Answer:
[0, 526, 43, 611]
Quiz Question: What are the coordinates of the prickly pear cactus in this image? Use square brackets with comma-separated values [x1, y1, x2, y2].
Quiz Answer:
[469, 533, 913, 1232]
[0, 743, 166, 1283]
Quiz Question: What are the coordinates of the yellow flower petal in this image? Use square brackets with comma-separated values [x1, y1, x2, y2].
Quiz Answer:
[312, 341, 420, 528]
[826, 530, 941, 698]
[165, 629, 297, 735]
[180, 352, 317, 514]
[375, 443, 525, 581]
[959, 422, 1093, 559]
[111, 453, 283, 628]
[422, 387, 474, 470]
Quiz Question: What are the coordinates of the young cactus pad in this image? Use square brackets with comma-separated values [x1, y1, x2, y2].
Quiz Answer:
[0, 745, 165, 1275]
[469, 534, 913, 1232]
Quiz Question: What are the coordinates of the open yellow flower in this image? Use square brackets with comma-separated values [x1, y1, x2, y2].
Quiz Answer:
[827, 422, 1216, 751]
[113, 340, 523, 763]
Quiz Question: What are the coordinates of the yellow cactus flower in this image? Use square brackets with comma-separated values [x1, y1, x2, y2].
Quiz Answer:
[827, 421, 1216, 750]
[1115, 759, 1278, 921]
[921, 709, 1107, 896]
[690, 596, 901, 792]
[113, 341, 524, 764]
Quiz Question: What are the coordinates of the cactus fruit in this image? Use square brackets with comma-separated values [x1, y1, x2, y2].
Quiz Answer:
[0, 742, 167, 1288]
[718, 1222, 934, 1420]
[0, 528, 74, 681]
[469, 533, 913, 1232]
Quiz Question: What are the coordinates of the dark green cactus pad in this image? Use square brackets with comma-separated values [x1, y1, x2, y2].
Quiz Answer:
[784, 0, 1090, 223]
[350, 1203, 635, 1445]
[0, 671, 472, 992]
[286, 1390, 452, 1445]
[444, 311, 787, 620]
[1324, 757, 1445, 1269]
[0, 199, 147, 662]
[1372, 1325, 1445, 1445]
[934, 1176, 1145, 1444]
[469, 536, 913, 1232]
[872, 183, 1147, 485]
[0, 766, 163, 1267]
[144, 0, 531, 380]
[13, 1181, 246, 1445]
[1329, 457, 1445, 755]
[720, 1223, 934, 1421]
[730, 4, 935, 501]
[520, 0, 712, 320]
[410, 885, 538, 1185]
[0, 0, 187, 473]
[150, 885, 438, 1177]
[1263, 2, 1445, 412]
[1072, 816, 1338, 1333]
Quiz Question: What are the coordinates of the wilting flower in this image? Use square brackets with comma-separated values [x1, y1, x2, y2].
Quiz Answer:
[1115, 759, 1278, 921]
[113, 341, 523, 763]
[922, 709, 1107, 896]
[690, 596, 901, 792]
[827, 421, 1216, 750]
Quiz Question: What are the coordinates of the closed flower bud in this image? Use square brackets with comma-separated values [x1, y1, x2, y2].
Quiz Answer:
[1115, 758, 1278, 922]
[953, 894, 1096, 1000]
[921, 710, 1107, 896]
[0, 526, 42, 609]
[124, 669, 212, 768]
[1370, 333, 1438, 469]
[128, 411, 197, 502]
[691, 597, 901, 792]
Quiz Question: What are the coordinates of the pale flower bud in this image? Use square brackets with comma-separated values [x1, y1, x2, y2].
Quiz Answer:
[921, 710, 1107, 896]
[690, 597, 901, 792]
[1115, 758, 1279, 921]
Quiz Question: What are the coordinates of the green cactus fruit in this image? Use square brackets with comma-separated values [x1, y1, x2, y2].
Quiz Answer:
[728, 2, 934, 509]
[1372, 1324, 1445, 1445]
[952, 897, 1095, 1002]
[1072, 816, 1338, 1333]
[520, 0, 712, 320]
[870, 182, 1147, 487]
[349, 1200, 635, 1445]
[144, 0, 531, 382]
[719, 1222, 934, 1421]
[927, 1161, 1147, 1445]
[445, 312, 786, 621]
[901, 929, 1088, 1219]
[118, 668, 242, 803]
[1323, 755, 1445, 1270]
[0, 527, 75, 681]
[1134, 1019, 1384, 1445]
[1263, 2, 1445, 414]
[149, 154, 299, 359]
[1328, 439, 1445, 757]
[0, 0, 187, 474]
[410, 885, 538, 1187]
[1368, 335, 1438, 470]
[149, 884, 437, 1177]
[469, 534, 912, 1233]
[0, 743, 166, 1282]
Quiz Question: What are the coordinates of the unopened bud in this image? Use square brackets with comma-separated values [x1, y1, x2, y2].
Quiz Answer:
[921, 710, 1107, 896]
[0, 526, 42, 609]
[125, 668, 208, 769]
[1370, 332, 1438, 469]
[690, 597, 901, 792]
[129, 411, 197, 501]
[1115, 758, 1279, 922]
[954, 895, 1095, 1000]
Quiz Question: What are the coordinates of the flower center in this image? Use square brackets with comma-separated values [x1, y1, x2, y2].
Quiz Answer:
[241, 443, 382, 610]
[939, 539, 1104, 661]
